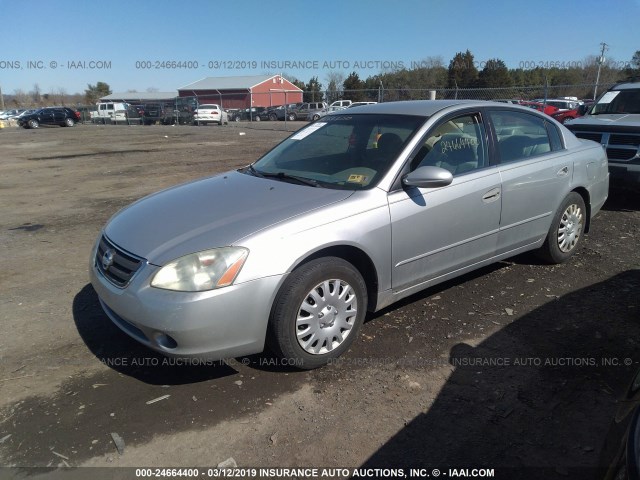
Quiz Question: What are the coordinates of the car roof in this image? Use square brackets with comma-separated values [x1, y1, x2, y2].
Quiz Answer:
[344, 99, 500, 116]
[612, 82, 640, 91]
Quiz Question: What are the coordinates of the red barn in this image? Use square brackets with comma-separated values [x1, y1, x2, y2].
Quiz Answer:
[178, 75, 303, 109]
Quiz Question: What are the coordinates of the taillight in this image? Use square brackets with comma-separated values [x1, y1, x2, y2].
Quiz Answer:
[75, 111, 81, 119]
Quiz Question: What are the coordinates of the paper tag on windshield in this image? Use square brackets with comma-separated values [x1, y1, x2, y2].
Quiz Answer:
[598, 91, 620, 104]
[347, 174, 368, 184]
[290, 122, 327, 140]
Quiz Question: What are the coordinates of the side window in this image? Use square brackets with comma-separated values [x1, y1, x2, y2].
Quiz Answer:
[490, 110, 552, 163]
[107, 104, 114, 111]
[410, 113, 488, 175]
[545, 121, 564, 151]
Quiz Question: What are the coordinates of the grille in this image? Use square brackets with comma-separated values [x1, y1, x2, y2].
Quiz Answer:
[574, 132, 602, 143]
[606, 148, 638, 161]
[95, 235, 144, 287]
[610, 134, 640, 147]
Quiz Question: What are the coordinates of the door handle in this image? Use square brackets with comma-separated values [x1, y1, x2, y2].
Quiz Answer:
[482, 187, 501, 203]
[557, 166, 569, 176]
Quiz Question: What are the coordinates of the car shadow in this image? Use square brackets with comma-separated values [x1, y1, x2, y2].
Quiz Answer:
[73, 284, 236, 384]
[360, 269, 640, 479]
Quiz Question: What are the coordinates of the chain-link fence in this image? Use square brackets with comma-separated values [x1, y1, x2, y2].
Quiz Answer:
[76, 82, 613, 127]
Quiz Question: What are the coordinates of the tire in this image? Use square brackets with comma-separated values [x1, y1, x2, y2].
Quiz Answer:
[268, 257, 367, 370]
[64, 118, 75, 127]
[287, 113, 296, 121]
[254, 116, 261, 122]
[234, 116, 240, 122]
[28, 119, 39, 129]
[269, 113, 277, 121]
[312, 114, 320, 121]
[537, 192, 586, 264]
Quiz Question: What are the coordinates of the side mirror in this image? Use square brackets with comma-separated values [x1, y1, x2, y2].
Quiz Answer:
[403, 166, 453, 188]
[577, 104, 590, 116]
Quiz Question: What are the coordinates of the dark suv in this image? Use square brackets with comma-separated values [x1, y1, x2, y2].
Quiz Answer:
[18, 107, 81, 129]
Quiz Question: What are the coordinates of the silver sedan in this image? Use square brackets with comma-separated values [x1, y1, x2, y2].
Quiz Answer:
[90, 100, 609, 369]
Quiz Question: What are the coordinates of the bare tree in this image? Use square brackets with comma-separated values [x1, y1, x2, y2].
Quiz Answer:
[324, 70, 346, 102]
[31, 83, 42, 105]
[13, 89, 29, 107]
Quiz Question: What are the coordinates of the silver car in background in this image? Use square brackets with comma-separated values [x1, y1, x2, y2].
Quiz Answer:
[90, 100, 609, 369]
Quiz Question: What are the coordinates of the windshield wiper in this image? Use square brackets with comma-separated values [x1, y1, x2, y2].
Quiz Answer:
[244, 164, 264, 177]
[259, 171, 320, 187]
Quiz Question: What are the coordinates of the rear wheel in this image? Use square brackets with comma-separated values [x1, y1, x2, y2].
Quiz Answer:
[269, 113, 277, 121]
[268, 257, 367, 370]
[64, 118, 75, 127]
[537, 192, 586, 263]
[254, 116, 261, 122]
[287, 113, 296, 121]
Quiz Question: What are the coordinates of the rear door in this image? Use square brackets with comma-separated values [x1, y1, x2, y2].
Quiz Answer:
[488, 109, 573, 254]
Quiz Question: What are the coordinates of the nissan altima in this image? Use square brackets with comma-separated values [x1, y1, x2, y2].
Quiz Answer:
[90, 100, 609, 369]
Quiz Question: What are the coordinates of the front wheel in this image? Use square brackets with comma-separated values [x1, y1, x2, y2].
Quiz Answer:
[268, 257, 367, 370]
[537, 192, 586, 263]
[28, 119, 39, 129]
[287, 113, 296, 121]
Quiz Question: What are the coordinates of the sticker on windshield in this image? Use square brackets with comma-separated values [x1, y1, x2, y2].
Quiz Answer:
[290, 122, 327, 140]
[598, 91, 620, 104]
[347, 174, 369, 184]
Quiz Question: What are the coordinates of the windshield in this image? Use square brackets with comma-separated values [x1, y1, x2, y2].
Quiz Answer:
[591, 89, 640, 115]
[250, 113, 425, 190]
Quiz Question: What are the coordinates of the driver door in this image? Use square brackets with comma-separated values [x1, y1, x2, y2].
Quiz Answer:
[388, 111, 502, 293]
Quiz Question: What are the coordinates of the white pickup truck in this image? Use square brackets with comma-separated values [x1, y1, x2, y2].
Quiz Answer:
[90, 102, 141, 124]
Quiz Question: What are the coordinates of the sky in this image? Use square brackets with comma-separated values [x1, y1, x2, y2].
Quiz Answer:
[1, 0, 639, 97]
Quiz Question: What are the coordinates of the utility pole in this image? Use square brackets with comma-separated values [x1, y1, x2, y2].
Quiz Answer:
[0, 85, 5, 110]
[594, 42, 609, 100]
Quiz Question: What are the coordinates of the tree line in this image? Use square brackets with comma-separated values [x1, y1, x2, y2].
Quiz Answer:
[291, 49, 640, 103]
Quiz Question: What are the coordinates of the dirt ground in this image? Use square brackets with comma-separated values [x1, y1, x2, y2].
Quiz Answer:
[0, 122, 639, 479]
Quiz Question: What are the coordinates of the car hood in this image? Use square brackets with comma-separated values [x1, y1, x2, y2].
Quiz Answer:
[105, 170, 354, 265]
[568, 114, 640, 127]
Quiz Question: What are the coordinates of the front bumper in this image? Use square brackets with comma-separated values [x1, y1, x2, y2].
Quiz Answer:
[89, 248, 284, 361]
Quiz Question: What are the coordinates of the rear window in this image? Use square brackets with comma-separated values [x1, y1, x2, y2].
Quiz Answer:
[199, 104, 219, 109]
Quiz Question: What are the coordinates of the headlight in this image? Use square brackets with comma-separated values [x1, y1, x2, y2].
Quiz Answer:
[151, 247, 248, 292]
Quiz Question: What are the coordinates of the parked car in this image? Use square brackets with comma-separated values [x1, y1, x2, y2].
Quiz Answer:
[566, 82, 640, 184]
[0, 109, 27, 120]
[287, 102, 327, 121]
[519, 101, 560, 116]
[348, 101, 378, 108]
[329, 100, 353, 109]
[534, 98, 582, 111]
[231, 107, 268, 122]
[90, 100, 608, 370]
[307, 105, 347, 121]
[15, 109, 37, 119]
[265, 103, 304, 121]
[551, 107, 583, 124]
[193, 104, 228, 125]
[18, 107, 81, 128]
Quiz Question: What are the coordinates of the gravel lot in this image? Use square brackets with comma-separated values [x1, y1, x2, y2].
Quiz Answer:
[0, 122, 639, 479]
